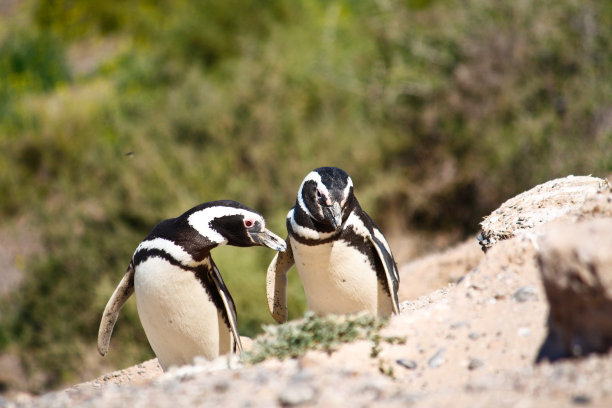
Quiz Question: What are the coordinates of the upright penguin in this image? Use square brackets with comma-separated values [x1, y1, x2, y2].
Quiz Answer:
[98, 200, 286, 370]
[266, 167, 399, 323]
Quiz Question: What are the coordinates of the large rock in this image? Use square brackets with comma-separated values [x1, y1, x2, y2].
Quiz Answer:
[536, 218, 612, 362]
[477, 175, 612, 361]
[478, 176, 611, 251]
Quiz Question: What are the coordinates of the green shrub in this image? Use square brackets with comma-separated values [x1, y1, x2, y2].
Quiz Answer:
[242, 312, 405, 364]
[0, 26, 70, 118]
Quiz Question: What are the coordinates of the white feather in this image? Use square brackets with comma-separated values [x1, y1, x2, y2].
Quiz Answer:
[134, 256, 232, 370]
[290, 237, 393, 317]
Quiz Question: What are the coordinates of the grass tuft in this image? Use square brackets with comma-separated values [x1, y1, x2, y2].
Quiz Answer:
[242, 312, 406, 364]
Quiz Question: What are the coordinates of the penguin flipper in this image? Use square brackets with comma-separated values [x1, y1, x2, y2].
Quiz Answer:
[368, 233, 400, 315]
[210, 263, 243, 354]
[98, 262, 135, 356]
[266, 237, 294, 323]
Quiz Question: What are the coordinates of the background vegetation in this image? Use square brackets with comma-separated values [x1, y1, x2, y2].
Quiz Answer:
[0, 0, 610, 392]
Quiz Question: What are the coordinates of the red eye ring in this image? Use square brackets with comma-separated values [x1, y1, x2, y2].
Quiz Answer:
[244, 219, 254, 228]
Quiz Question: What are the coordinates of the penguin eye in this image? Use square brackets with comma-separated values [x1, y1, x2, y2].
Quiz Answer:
[244, 219, 254, 228]
[316, 190, 323, 200]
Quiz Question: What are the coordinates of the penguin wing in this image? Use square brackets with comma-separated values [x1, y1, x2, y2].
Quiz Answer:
[266, 237, 294, 323]
[98, 261, 135, 356]
[366, 224, 400, 315]
[210, 262, 243, 353]
[354, 209, 400, 314]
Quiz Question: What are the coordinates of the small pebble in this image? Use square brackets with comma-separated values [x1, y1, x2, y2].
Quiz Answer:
[360, 380, 385, 399]
[291, 368, 313, 382]
[396, 359, 417, 370]
[468, 358, 484, 370]
[512, 285, 538, 303]
[572, 394, 591, 405]
[450, 321, 469, 330]
[468, 332, 481, 340]
[517, 327, 531, 337]
[278, 383, 316, 406]
[214, 379, 229, 393]
[428, 348, 446, 368]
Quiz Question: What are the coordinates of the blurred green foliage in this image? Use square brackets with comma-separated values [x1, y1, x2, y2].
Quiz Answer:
[0, 0, 610, 392]
[0, 26, 70, 118]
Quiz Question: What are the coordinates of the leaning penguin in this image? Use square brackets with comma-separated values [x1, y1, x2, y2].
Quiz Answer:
[266, 167, 400, 323]
[98, 200, 286, 370]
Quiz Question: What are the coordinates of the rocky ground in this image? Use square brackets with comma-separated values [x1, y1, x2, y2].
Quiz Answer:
[3, 175, 612, 408]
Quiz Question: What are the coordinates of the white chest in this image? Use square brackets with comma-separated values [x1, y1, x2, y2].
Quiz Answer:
[290, 238, 392, 317]
[134, 257, 232, 370]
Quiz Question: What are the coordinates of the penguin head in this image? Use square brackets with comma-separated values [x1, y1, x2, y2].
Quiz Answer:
[187, 201, 286, 251]
[297, 167, 354, 230]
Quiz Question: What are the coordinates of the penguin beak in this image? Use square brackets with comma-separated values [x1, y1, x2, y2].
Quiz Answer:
[323, 202, 343, 229]
[250, 228, 287, 252]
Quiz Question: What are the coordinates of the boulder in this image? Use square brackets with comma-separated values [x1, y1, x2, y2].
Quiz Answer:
[536, 218, 612, 361]
[478, 176, 611, 251]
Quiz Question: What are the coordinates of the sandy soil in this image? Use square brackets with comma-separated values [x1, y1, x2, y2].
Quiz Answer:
[3, 176, 612, 407]
[4, 231, 610, 408]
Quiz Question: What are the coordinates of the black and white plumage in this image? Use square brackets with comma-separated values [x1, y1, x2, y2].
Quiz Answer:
[266, 167, 400, 323]
[98, 200, 286, 370]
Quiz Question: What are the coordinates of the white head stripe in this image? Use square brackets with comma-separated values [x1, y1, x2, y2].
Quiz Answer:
[300, 171, 330, 196]
[344, 177, 353, 197]
[297, 193, 311, 217]
[187, 206, 262, 244]
[297, 171, 332, 216]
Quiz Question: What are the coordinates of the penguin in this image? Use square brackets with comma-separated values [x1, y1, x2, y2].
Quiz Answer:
[98, 200, 286, 370]
[266, 167, 400, 323]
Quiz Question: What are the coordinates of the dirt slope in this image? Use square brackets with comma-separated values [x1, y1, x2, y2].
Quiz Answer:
[5, 176, 612, 408]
